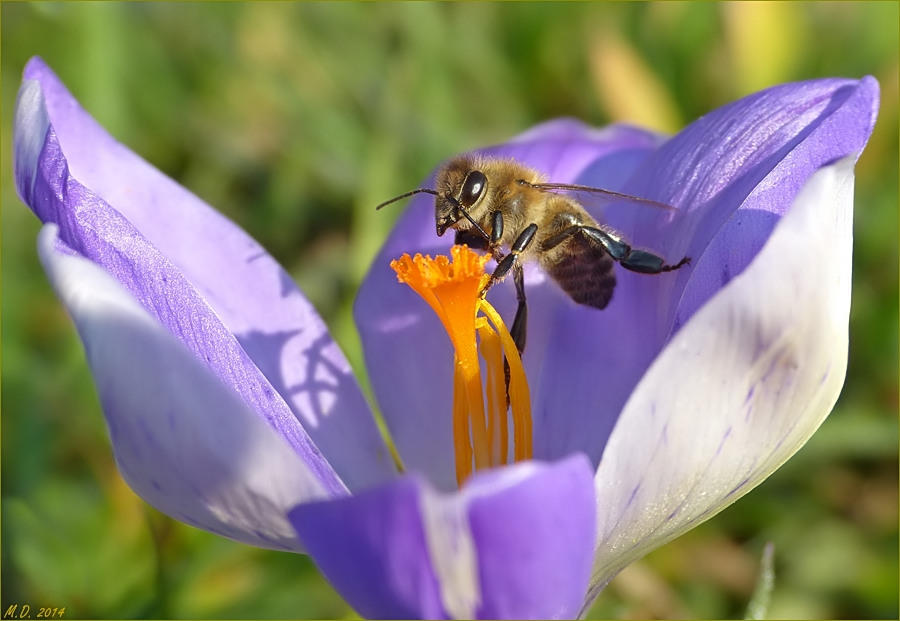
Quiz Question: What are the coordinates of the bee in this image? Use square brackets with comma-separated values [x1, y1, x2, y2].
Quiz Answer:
[376, 154, 690, 355]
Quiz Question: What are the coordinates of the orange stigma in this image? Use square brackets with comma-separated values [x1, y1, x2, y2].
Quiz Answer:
[391, 245, 532, 486]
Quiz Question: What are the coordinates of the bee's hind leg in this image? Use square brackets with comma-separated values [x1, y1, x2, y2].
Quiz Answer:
[618, 249, 691, 274]
[578, 226, 691, 275]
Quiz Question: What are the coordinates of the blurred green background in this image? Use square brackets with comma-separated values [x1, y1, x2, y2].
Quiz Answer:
[1, 2, 897, 619]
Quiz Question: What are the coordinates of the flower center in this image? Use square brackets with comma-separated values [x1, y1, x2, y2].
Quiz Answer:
[391, 245, 532, 486]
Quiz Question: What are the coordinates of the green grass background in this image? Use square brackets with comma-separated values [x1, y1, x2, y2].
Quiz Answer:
[1, 2, 897, 619]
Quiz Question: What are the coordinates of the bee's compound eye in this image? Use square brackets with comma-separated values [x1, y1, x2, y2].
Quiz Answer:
[459, 171, 487, 207]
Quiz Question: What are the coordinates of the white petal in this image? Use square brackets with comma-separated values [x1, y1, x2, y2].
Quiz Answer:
[587, 157, 856, 600]
[38, 225, 331, 551]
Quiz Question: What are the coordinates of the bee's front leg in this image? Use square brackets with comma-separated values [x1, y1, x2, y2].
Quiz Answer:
[467, 209, 508, 270]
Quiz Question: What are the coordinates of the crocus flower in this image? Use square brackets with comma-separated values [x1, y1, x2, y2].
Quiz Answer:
[13, 54, 878, 619]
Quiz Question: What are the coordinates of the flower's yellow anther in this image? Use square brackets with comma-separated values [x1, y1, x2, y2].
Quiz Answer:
[478, 299, 532, 461]
[477, 318, 508, 465]
[391, 245, 533, 485]
[450, 354, 475, 484]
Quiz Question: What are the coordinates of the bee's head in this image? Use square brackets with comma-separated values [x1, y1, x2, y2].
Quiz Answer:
[435, 157, 488, 237]
[374, 155, 491, 243]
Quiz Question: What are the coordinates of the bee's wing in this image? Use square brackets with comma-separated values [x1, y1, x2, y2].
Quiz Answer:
[529, 182, 678, 213]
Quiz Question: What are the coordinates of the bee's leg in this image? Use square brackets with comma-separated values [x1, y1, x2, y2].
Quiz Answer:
[461, 210, 509, 272]
[490, 210, 504, 248]
[481, 211, 531, 349]
[510, 265, 528, 355]
[488, 224, 537, 408]
[503, 257, 529, 409]
[581, 227, 690, 274]
[622, 252, 691, 274]
[545, 225, 690, 274]
[491, 223, 538, 282]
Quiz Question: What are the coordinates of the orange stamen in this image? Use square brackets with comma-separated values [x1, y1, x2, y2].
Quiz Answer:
[391, 245, 533, 485]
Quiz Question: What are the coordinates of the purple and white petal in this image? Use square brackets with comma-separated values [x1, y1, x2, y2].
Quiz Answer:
[356, 120, 664, 490]
[17, 57, 397, 492]
[625, 76, 881, 328]
[584, 157, 859, 611]
[290, 454, 596, 619]
[15, 76, 342, 497]
[38, 225, 328, 552]
[510, 77, 879, 472]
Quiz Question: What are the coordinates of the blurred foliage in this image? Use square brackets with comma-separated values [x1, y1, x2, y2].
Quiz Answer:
[1, 2, 897, 619]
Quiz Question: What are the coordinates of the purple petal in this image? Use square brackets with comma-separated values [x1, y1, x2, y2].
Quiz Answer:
[37, 225, 328, 551]
[290, 454, 596, 619]
[15, 57, 397, 492]
[584, 157, 860, 610]
[355, 120, 664, 489]
[623, 76, 881, 327]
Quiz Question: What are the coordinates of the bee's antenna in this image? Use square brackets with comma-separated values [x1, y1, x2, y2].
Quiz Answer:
[457, 209, 491, 242]
[375, 187, 490, 242]
[375, 188, 440, 210]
